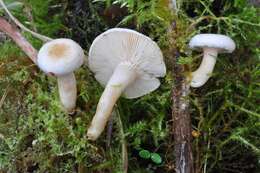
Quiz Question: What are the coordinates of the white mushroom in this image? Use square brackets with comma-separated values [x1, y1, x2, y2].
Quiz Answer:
[189, 34, 235, 88]
[37, 39, 85, 112]
[87, 28, 166, 140]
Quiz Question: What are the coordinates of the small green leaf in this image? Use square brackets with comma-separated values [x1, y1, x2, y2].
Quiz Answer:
[75, 117, 82, 125]
[150, 153, 162, 164]
[139, 150, 151, 159]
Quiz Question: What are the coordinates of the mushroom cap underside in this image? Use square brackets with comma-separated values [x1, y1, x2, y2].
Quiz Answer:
[37, 38, 85, 76]
[88, 28, 166, 99]
[189, 34, 236, 53]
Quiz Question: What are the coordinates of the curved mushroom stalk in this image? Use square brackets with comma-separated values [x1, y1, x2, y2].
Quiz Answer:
[191, 48, 218, 87]
[87, 62, 137, 140]
[57, 73, 77, 112]
[189, 34, 235, 88]
[88, 28, 166, 140]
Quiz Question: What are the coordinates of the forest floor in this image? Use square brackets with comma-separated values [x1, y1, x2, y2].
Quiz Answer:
[0, 0, 259, 173]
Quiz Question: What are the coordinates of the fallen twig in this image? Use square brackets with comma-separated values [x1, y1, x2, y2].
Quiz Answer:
[171, 50, 194, 173]
[168, 2, 194, 173]
[0, 17, 37, 63]
[0, 0, 52, 42]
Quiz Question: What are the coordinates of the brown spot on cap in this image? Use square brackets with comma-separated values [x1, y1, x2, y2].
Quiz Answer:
[48, 43, 69, 58]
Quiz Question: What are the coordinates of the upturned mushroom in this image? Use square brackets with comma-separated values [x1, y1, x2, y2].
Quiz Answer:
[189, 34, 235, 87]
[37, 38, 85, 112]
[87, 28, 166, 140]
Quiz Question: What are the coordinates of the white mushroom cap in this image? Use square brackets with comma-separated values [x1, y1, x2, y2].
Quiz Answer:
[37, 38, 84, 76]
[189, 34, 235, 53]
[88, 28, 166, 99]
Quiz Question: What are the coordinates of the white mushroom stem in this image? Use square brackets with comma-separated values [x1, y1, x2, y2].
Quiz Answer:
[191, 48, 218, 88]
[57, 73, 77, 112]
[87, 62, 137, 140]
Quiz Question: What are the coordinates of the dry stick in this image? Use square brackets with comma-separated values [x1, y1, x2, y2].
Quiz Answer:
[168, 3, 194, 173]
[0, 0, 52, 42]
[171, 48, 194, 173]
[0, 17, 37, 63]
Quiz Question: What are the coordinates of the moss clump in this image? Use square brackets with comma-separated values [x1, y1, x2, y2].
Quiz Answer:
[0, 0, 259, 172]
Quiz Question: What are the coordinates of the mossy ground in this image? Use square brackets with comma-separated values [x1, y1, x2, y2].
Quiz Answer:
[0, 0, 259, 172]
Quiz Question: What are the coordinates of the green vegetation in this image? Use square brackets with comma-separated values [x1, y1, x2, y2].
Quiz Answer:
[0, 0, 259, 172]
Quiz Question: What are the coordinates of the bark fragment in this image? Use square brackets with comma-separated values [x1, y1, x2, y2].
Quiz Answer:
[169, 20, 194, 172]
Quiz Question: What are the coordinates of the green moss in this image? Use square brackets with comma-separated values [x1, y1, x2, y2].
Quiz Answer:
[0, 0, 259, 172]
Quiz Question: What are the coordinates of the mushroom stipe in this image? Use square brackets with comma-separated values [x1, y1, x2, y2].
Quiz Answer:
[87, 28, 166, 140]
[37, 38, 85, 112]
[189, 34, 235, 88]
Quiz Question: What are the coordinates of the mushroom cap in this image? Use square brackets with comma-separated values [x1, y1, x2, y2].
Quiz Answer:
[37, 38, 85, 76]
[189, 34, 235, 53]
[88, 28, 166, 99]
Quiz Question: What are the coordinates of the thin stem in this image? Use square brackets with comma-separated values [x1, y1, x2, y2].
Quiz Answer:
[207, 102, 227, 128]
[0, 85, 9, 109]
[187, 15, 260, 32]
[203, 129, 211, 173]
[116, 108, 128, 173]
[199, 0, 216, 17]
[0, 1, 22, 10]
[229, 102, 260, 118]
[0, 0, 52, 42]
